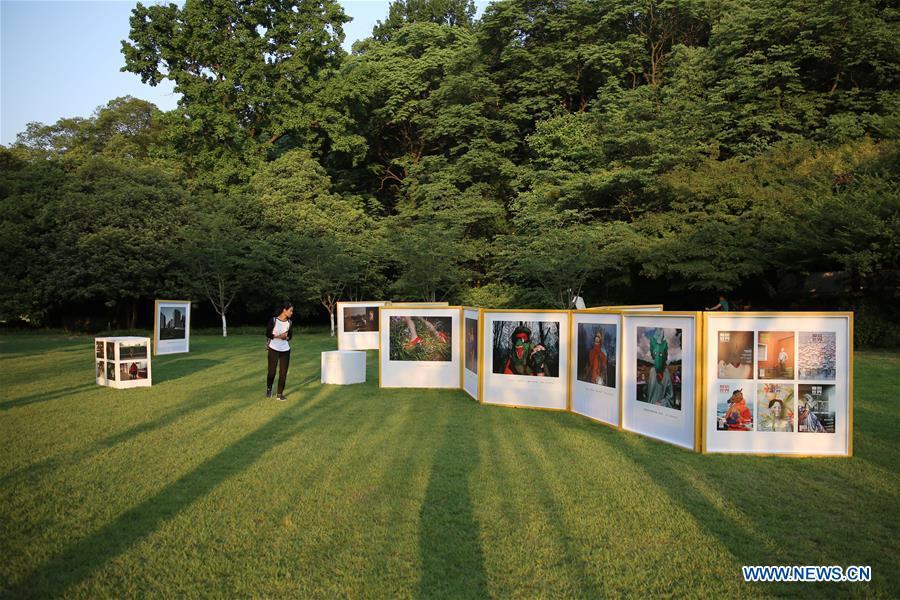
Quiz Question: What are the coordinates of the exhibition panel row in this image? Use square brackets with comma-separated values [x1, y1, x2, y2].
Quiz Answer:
[370, 305, 853, 457]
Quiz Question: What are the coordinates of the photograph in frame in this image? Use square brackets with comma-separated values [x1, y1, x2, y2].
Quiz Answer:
[636, 327, 682, 410]
[389, 316, 452, 361]
[491, 320, 560, 377]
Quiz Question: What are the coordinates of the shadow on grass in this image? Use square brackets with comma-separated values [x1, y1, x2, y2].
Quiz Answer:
[4, 387, 341, 598]
[511, 412, 608, 597]
[416, 400, 488, 599]
[0, 382, 97, 411]
[571, 427, 887, 598]
[151, 357, 222, 383]
[0, 375, 259, 489]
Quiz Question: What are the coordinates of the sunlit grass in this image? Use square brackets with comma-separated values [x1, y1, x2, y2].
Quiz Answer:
[0, 333, 897, 598]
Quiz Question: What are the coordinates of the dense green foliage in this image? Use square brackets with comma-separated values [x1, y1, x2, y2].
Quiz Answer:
[2, 0, 898, 342]
[1, 332, 898, 596]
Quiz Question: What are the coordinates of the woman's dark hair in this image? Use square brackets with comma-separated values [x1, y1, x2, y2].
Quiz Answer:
[277, 301, 293, 315]
[768, 398, 784, 409]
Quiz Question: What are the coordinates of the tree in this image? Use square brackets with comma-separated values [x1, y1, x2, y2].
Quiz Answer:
[180, 193, 255, 336]
[249, 149, 380, 334]
[371, 0, 475, 42]
[122, 0, 352, 187]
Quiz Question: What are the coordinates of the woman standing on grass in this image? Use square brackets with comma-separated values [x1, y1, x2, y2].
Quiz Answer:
[266, 302, 294, 401]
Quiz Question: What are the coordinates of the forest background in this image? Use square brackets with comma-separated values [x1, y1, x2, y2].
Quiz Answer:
[1, 0, 897, 346]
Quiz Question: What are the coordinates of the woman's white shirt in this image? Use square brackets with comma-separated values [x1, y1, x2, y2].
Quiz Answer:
[269, 318, 291, 351]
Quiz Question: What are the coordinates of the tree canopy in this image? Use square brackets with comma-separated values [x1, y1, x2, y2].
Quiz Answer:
[3, 0, 899, 344]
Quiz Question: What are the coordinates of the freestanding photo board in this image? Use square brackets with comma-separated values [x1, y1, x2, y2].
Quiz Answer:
[570, 311, 622, 427]
[336, 301, 389, 350]
[95, 336, 152, 389]
[702, 312, 853, 456]
[462, 307, 481, 401]
[620, 312, 700, 450]
[154, 299, 191, 355]
[481, 310, 571, 411]
[379, 305, 461, 389]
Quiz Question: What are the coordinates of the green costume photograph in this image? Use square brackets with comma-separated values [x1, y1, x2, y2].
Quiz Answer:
[636, 327, 682, 410]
[492, 321, 560, 377]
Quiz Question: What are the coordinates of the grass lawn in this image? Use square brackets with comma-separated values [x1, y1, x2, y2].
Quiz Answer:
[1, 330, 898, 598]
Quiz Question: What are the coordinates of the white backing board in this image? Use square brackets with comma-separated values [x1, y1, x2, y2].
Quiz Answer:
[621, 313, 698, 450]
[481, 311, 570, 410]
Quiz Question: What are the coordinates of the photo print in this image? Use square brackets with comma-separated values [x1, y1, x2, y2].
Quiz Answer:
[344, 306, 379, 333]
[97, 361, 104, 378]
[119, 361, 149, 381]
[105, 342, 116, 361]
[159, 306, 187, 340]
[492, 320, 560, 377]
[756, 383, 795, 432]
[636, 327, 682, 410]
[576, 323, 617, 387]
[798, 332, 836, 380]
[106, 361, 117, 381]
[798, 384, 836, 433]
[95, 341, 104, 358]
[716, 383, 752, 431]
[758, 331, 794, 380]
[717, 331, 754, 379]
[119, 343, 148, 360]
[389, 316, 452, 361]
[465, 317, 478, 373]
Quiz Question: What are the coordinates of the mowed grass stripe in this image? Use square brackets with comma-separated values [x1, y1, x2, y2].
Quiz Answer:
[0, 332, 898, 598]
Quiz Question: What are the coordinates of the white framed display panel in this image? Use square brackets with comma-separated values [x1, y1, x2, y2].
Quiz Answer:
[387, 302, 450, 307]
[570, 311, 622, 427]
[95, 336, 152, 389]
[481, 310, 571, 411]
[621, 312, 700, 451]
[587, 304, 664, 312]
[461, 308, 481, 401]
[154, 299, 191, 355]
[379, 306, 461, 389]
[702, 312, 853, 457]
[336, 301, 389, 350]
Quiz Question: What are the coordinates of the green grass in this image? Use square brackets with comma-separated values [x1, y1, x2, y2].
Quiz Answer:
[1, 331, 898, 598]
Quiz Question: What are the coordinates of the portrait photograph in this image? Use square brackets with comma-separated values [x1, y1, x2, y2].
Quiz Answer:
[636, 327, 682, 410]
[756, 383, 795, 432]
[491, 320, 560, 377]
[798, 384, 836, 433]
[576, 323, 616, 387]
[716, 383, 752, 431]
[757, 331, 794, 380]
[465, 317, 478, 373]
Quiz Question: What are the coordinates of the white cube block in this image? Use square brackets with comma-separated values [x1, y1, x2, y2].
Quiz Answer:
[321, 350, 366, 385]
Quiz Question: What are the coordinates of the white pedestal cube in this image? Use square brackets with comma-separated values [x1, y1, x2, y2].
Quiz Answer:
[95, 336, 152, 389]
[321, 350, 366, 385]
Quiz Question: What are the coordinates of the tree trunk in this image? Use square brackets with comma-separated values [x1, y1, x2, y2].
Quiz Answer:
[329, 308, 335, 337]
[221, 313, 227, 337]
